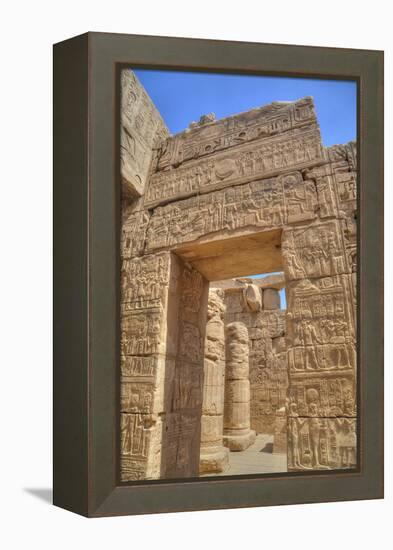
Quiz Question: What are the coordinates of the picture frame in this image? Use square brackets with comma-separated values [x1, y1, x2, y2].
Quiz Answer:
[53, 32, 383, 517]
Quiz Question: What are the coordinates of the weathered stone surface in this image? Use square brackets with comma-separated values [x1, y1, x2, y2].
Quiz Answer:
[119, 71, 357, 479]
[273, 413, 288, 454]
[200, 289, 229, 473]
[121, 70, 169, 199]
[146, 98, 325, 207]
[160, 256, 209, 479]
[288, 415, 356, 470]
[155, 97, 318, 173]
[145, 171, 319, 254]
[263, 288, 280, 310]
[243, 283, 263, 311]
[223, 322, 256, 451]
[219, 282, 288, 448]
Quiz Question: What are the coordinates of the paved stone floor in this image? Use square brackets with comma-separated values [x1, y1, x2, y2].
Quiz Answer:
[202, 434, 287, 477]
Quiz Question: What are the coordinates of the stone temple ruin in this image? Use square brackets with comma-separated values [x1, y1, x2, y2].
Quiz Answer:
[120, 70, 357, 481]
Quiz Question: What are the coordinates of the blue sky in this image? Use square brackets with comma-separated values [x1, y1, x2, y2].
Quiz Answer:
[134, 69, 357, 146]
[134, 70, 357, 309]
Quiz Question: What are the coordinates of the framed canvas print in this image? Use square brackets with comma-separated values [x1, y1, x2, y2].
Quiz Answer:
[53, 32, 383, 517]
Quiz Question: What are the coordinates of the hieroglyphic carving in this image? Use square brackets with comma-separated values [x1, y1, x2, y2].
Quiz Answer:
[156, 97, 317, 172]
[288, 413, 356, 470]
[316, 173, 339, 219]
[200, 289, 229, 473]
[145, 177, 284, 251]
[121, 310, 165, 356]
[119, 251, 171, 481]
[288, 372, 356, 417]
[121, 70, 169, 198]
[161, 259, 209, 478]
[328, 141, 357, 172]
[282, 221, 349, 281]
[285, 274, 356, 420]
[225, 308, 286, 340]
[146, 127, 325, 207]
[120, 414, 163, 481]
[286, 276, 355, 349]
[121, 252, 170, 312]
[288, 343, 355, 373]
[119, 81, 357, 479]
[145, 168, 330, 253]
[121, 210, 150, 259]
[281, 171, 318, 223]
[121, 355, 175, 416]
[334, 171, 357, 216]
[249, 332, 288, 432]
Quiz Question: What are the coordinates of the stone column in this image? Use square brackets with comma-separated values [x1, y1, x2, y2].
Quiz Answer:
[199, 289, 229, 473]
[223, 322, 256, 451]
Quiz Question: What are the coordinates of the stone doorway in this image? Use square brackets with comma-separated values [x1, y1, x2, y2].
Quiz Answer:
[169, 230, 288, 477]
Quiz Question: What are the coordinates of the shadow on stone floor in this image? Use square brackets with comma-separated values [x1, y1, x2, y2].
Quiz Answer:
[260, 442, 273, 453]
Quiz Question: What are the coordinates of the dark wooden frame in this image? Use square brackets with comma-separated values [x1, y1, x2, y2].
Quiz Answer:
[53, 32, 383, 517]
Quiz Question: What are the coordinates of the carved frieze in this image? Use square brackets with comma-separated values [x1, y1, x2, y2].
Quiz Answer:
[155, 97, 317, 172]
[120, 413, 163, 481]
[121, 252, 170, 312]
[288, 343, 356, 373]
[146, 127, 325, 207]
[121, 310, 165, 356]
[282, 221, 350, 281]
[288, 370, 356, 417]
[121, 355, 175, 416]
[285, 275, 356, 347]
[121, 209, 150, 259]
[146, 173, 319, 252]
[288, 416, 356, 470]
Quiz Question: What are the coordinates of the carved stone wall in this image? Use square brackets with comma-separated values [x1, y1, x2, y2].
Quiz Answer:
[121, 70, 169, 199]
[120, 69, 357, 478]
[284, 143, 357, 471]
[120, 249, 209, 481]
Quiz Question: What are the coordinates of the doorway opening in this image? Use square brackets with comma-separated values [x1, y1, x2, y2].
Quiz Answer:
[173, 229, 289, 476]
[198, 269, 288, 476]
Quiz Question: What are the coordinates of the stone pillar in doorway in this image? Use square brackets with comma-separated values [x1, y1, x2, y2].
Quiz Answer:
[120, 251, 209, 481]
[223, 322, 256, 451]
[199, 289, 229, 474]
[159, 254, 209, 479]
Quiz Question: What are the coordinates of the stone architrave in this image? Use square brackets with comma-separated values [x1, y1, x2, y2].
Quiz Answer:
[223, 322, 256, 451]
[199, 289, 229, 473]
